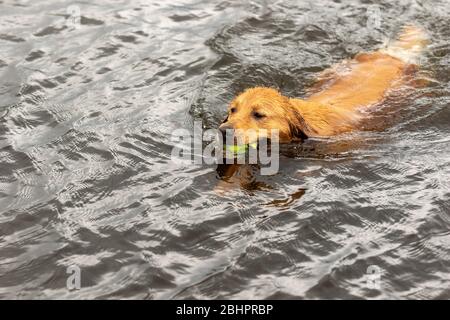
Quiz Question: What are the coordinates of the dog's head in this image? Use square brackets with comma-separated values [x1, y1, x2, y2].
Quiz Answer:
[219, 87, 308, 144]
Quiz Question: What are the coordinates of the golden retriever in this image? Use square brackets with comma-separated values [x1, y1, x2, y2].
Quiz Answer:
[219, 25, 428, 144]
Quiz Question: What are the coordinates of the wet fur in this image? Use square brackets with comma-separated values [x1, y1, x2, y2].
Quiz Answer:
[220, 26, 428, 142]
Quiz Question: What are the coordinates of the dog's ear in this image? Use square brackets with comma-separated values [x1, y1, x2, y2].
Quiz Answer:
[289, 122, 308, 141]
[289, 110, 309, 141]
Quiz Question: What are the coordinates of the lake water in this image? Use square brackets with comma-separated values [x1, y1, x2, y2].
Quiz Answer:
[0, 0, 449, 299]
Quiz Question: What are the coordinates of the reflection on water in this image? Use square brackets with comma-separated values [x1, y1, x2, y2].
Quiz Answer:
[0, 0, 449, 299]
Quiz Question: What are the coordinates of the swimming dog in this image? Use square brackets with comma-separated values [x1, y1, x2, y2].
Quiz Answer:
[219, 25, 428, 144]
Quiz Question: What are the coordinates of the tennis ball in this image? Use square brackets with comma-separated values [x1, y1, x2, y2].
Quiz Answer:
[224, 143, 258, 155]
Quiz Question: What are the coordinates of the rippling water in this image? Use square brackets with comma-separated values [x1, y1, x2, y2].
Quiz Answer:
[0, 0, 449, 299]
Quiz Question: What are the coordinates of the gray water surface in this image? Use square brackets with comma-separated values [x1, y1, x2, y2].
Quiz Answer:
[0, 0, 449, 299]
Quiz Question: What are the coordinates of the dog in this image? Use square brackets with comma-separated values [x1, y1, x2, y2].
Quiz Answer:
[219, 25, 428, 144]
[215, 25, 428, 195]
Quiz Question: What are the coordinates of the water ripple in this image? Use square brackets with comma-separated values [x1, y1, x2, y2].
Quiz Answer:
[0, 0, 449, 299]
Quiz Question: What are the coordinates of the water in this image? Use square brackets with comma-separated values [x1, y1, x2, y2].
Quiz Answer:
[0, 0, 449, 299]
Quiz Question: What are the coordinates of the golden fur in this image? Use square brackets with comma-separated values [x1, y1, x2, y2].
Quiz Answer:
[219, 25, 428, 143]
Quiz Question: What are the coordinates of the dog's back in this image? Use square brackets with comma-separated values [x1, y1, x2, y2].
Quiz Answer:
[294, 25, 429, 136]
[219, 25, 429, 140]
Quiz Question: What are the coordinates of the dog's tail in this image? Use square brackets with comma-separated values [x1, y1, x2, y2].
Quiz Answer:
[381, 25, 429, 64]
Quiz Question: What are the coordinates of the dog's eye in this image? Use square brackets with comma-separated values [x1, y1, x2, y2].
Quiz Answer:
[252, 111, 266, 119]
[230, 107, 237, 113]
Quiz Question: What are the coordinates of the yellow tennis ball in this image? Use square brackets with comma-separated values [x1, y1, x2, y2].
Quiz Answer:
[224, 143, 257, 155]
[225, 144, 248, 154]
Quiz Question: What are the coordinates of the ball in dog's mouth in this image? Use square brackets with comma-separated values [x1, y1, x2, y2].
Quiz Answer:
[223, 142, 258, 155]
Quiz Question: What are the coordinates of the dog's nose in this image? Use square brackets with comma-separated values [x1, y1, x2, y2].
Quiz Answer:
[219, 123, 234, 142]
[219, 123, 234, 134]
